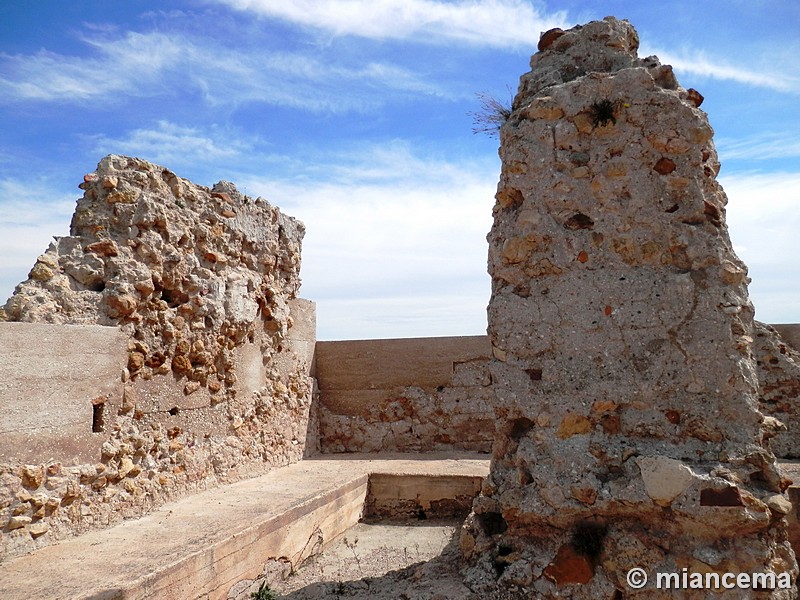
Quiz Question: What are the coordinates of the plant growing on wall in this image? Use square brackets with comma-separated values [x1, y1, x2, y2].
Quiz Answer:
[251, 581, 279, 600]
[469, 88, 513, 137]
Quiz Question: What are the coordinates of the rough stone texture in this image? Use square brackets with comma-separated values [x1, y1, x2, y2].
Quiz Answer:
[313, 331, 800, 458]
[5, 155, 302, 394]
[315, 337, 496, 453]
[755, 322, 800, 459]
[0, 156, 314, 562]
[461, 18, 797, 598]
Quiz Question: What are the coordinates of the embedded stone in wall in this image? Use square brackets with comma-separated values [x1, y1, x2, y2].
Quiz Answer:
[464, 17, 797, 598]
[1, 156, 314, 563]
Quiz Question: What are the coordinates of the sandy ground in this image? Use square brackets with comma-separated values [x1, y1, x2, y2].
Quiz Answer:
[229, 519, 462, 599]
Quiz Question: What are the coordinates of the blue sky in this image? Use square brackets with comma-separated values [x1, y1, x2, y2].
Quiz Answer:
[1, 1, 798, 339]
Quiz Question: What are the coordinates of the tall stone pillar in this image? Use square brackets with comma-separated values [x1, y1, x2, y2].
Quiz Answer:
[463, 17, 797, 599]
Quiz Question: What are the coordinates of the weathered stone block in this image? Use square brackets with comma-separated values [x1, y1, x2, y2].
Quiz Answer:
[465, 16, 797, 598]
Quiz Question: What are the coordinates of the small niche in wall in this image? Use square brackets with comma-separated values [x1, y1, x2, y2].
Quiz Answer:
[168, 407, 180, 416]
[92, 399, 105, 433]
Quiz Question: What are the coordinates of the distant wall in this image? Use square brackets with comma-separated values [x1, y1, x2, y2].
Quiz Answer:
[316, 325, 800, 456]
[755, 322, 800, 459]
[772, 324, 800, 352]
[315, 336, 496, 453]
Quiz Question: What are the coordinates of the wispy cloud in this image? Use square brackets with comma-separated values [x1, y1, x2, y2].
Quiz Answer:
[0, 30, 445, 109]
[651, 47, 800, 93]
[0, 32, 182, 102]
[717, 132, 800, 161]
[90, 121, 255, 168]
[213, 0, 567, 48]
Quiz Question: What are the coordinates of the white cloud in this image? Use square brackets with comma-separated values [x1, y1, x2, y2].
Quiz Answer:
[0, 31, 445, 109]
[0, 179, 76, 303]
[90, 121, 255, 168]
[316, 295, 489, 340]
[721, 171, 800, 324]
[717, 132, 800, 162]
[214, 0, 567, 48]
[235, 142, 498, 339]
[0, 32, 183, 102]
[650, 47, 800, 93]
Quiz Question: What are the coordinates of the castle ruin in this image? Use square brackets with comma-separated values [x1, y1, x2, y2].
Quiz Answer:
[1, 16, 799, 600]
[460, 17, 797, 599]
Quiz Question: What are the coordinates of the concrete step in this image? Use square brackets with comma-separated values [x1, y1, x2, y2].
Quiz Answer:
[0, 453, 489, 600]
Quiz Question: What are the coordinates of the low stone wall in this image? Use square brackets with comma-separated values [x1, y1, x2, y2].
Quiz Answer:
[316, 325, 800, 458]
[316, 336, 496, 453]
[755, 322, 800, 459]
[365, 473, 484, 520]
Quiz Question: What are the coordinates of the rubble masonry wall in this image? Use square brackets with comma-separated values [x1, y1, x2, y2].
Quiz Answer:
[0, 156, 314, 563]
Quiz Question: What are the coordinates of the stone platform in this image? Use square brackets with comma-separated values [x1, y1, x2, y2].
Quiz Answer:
[0, 453, 488, 600]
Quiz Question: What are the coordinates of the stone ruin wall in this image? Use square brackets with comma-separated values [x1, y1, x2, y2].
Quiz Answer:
[1, 21, 799, 592]
[0, 155, 314, 562]
[313, 330, 800, 458]
[755, 322, 800, 460]
[459, 18, 798, 598]
[314, 336, 497, 454]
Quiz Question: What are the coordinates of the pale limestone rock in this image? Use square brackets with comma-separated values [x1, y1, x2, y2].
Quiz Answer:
[767, 494, 794, 516]
[7, 515, 31, 530]
[19, 465, 43, 490]
[117, 457, 135, 479]
[637, 456, 695, 506]
[28, 522, 49, 537]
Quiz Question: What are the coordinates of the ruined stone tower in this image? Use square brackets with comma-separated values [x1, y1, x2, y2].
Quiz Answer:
[462, 17, 797, 598]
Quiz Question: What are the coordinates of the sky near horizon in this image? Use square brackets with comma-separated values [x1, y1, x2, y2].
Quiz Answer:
[1, 1, 798, 340]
